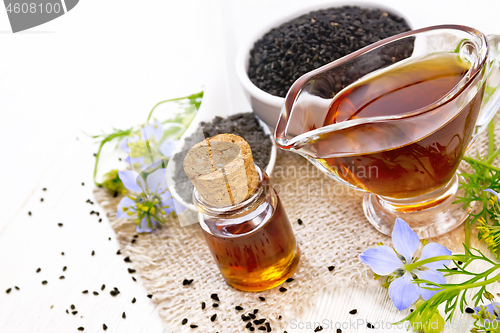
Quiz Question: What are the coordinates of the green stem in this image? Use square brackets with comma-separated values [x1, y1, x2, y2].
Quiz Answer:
[463, 156, 500, 173]
[488, 121, 495, 158]
[485, 148, 500, 165]
[93, 140, 107, 187]
[446, 269, 500, 291]
[404, 255, 467, 272]
[146, 91, 203, 122]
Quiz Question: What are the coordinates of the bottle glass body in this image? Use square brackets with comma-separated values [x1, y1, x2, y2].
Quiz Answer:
[194, 166, 300, 292]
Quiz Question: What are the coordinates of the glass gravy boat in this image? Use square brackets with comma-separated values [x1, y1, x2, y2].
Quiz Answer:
[275, 25, 500, 238]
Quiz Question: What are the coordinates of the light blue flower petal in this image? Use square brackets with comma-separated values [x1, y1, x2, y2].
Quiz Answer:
[392, 218, 420, 264]
[388, 272, 421, 311]
[419, 242, 452, 270]
[141, 120, 163, 142]
[159, 139, 178, 158]
[484, 189, 500, 202]
[413, 269, 446, 300]
[118, 170, 143, 192]
[116, 197, 136, 218]
[136, 217, 153, 233]
[146, 168, 167, 192]
[360, 245, 403, 276]
[474, 302, 500, 319]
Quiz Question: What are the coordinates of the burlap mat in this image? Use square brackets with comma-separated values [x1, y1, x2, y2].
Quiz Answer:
[93, 113, 499, 333]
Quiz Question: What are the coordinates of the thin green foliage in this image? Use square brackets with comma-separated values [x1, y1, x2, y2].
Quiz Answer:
[90, 91, 203, 186]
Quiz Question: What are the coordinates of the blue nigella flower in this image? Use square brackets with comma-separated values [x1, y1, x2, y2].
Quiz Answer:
[484, 189, 500, 202]
[116, 168, 185, 233]
[360, 218, 451, 311]
[159, 139, 178, 158]
[474, 302, 500, 322]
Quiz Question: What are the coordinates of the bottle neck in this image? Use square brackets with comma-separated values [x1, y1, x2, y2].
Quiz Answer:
[193, 165, 269, 217]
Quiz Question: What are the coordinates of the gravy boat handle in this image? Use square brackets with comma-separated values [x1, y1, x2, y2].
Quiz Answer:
[470, 34, 500, 146]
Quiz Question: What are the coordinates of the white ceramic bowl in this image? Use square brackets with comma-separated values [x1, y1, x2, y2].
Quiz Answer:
[235, 1, 415, 128]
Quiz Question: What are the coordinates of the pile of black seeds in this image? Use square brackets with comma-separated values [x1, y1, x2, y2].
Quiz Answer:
[172, 112, 273, 204]
[247, 6, 412, 97]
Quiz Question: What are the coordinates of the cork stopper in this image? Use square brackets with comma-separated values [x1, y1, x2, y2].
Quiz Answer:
[183, 134, 259, 207]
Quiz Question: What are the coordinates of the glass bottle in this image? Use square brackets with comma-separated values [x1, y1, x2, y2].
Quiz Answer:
[194, 165, 300, 292]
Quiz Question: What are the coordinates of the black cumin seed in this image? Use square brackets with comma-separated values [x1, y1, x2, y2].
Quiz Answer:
[128, 268, 136, 274]
[410, 309, 414, 312]
[279, 287, 287, 292]
[131, 239, 136, 244]
[63, 266, 67, 271]
[190, 324, 198, 328]
[96, 212, 100, 216]
[297, 218, 303, 225]
[101, 284, 105, 291]
[337, 329, 342, 333]
[71, 304, 75, 310]
[82, 290, 88, 294]
[122, 312, 126, 319]
[242, 315, 251, 321]
[103, 323, 107, 331]
[36, 268, 41, 273]
[40, 198, 44, 202]
[113, 192, 118, 198]
[118, 158, 121, 161]
[367, 322, 374, 329]
[328, 266, 335, 271]
[458, 261, 463, 265]
[249, 313, 256, 319]
[132, 297, 136, 304]
[58, 223, 63, 227]
[286, 278, 294, 283]
[93, 291, 99, 296]
[253, 309, 258, 314]
[349, 309, 357, 315]
[465, 307, 474, 314]
[133, 234, 139, 238]
[6, 288, 11, 294]
[61, 252, 65, 256]
[42, 188, 46, 191]
[250, 328, 255, 332]
[258, 326, 266, 331]
[82, 182, 85, 186]
[132, 277, 136, 282]
[314, 326, 323, 332]
[254, 319, 265, 325]
[72, 311, 78, 315]
[98, 218, 102, 222]
[116, 250, 121, 255]
[451, 267, 458, 271]
[147, 294, 152, 299]
[182, 318, 188, 325]
[235, 306, 243, 311]
[60, 276, 65, 280]
[246, 322, 252, 328]
[259, 296, 265, 301]
[110, 290, 119, 296]
[278, 315, 282, 320]
[42, 280, 47, 285]
[91, 251, 95, 256]
[213, 303, 219, 308]
[124, 257, 131, 262]
[66, 309, 69, 314]
[265, 323, 271, 332]
[201, 302, 206, 310]
[108, 237, 111, 241]
[211, 293, 220, 301]
[78, 327, 84, 331]
[14, 286, 19, 290]
[210, 314, 217, 322]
